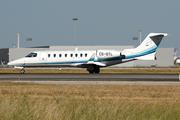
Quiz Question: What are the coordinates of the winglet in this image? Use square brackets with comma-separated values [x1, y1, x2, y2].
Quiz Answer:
[86, 53, 95, 64]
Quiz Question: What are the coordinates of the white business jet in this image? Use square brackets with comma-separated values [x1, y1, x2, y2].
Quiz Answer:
[8, 33, 167, 74]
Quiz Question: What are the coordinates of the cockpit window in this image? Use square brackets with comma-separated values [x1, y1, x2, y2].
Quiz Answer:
[26, 53, 37, 57]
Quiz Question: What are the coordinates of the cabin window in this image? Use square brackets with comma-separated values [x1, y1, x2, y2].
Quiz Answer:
[75, 54, 78, 57]
[54, 54, 56, 58]
[71, 54, 73, 57]
[48, 54, 51, 58]
[65, 54, 67, 57]
[85, 53, 87, 57]
[80, 54, 83, 57]
[26, 53, 37, 57]
[59, 54, 61, 57]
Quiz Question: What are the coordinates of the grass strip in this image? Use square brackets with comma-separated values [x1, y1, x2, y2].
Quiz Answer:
[0, 82, 180, 119]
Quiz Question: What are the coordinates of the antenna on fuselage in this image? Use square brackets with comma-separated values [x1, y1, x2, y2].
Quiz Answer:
[75, 47, 78, 51]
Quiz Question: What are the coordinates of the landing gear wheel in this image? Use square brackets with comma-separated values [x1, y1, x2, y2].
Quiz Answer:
[89, 70, 94, 74]
[94, 67, 100, 74]
[88, 67, 100, 74]
[21, 69, 25, 74]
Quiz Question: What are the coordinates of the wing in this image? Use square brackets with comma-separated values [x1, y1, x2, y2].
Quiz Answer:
[77, 53, 106, 68]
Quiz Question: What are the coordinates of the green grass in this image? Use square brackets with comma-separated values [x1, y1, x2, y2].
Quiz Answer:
[0, 82, 180, 119]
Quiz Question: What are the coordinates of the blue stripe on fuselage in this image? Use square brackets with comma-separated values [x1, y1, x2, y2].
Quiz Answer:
[26, 59, 88, 65]
[125, 44, 158, 59]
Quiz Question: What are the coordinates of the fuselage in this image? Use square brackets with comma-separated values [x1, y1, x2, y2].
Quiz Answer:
[7, 50, 122, 67]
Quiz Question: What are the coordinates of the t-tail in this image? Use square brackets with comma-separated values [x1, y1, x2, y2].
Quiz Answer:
[122, 33, 168, 60]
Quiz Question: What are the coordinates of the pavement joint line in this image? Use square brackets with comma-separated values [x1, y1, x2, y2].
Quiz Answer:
[11, 81, 180, 85]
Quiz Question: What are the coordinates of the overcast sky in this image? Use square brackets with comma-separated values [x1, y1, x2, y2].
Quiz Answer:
[0, 1, 180, 53]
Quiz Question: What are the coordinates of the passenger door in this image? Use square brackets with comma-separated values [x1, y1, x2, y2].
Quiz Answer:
[39, 52, 47, 61]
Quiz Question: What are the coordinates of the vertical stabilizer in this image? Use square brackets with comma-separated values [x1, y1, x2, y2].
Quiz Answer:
[122, 33, 168, 60]
[174, 48, 178, 61]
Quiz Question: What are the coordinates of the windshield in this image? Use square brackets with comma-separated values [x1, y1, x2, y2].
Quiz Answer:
[25, 53, 37, 57]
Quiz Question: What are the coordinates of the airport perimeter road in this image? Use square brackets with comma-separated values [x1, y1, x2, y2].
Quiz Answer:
[0, 73, 179, 81]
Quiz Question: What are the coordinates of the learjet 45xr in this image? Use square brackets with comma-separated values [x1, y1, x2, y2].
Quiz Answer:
[8, 33, 168, 74]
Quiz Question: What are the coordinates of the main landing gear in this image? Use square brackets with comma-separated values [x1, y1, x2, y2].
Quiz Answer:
[88, 67, 100, 74]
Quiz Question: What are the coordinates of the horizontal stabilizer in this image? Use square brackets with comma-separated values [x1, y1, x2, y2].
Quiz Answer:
[149, 33, 168, 37]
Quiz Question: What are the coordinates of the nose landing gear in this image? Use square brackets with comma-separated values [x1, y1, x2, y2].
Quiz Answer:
[20, 69, 25, 74]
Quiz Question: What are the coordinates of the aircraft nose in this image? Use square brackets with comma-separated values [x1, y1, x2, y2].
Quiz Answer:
[7, 59, 25, 66]
[7, 61, 19, 66]
[7, 61, 13, 66]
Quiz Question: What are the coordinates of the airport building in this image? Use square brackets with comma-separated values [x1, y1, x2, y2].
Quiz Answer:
[0, 46, 174, 67]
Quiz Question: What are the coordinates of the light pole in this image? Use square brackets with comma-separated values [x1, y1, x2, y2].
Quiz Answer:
[73, 16, 78, 46]
[17, 31, 20, 48]
[139, 29, 142, 44]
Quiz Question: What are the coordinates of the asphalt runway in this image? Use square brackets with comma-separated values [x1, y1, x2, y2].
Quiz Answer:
[0, 73, 179, 81]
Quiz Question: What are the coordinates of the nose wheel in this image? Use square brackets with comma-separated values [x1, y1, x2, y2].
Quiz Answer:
[21, 69, 25, 74]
